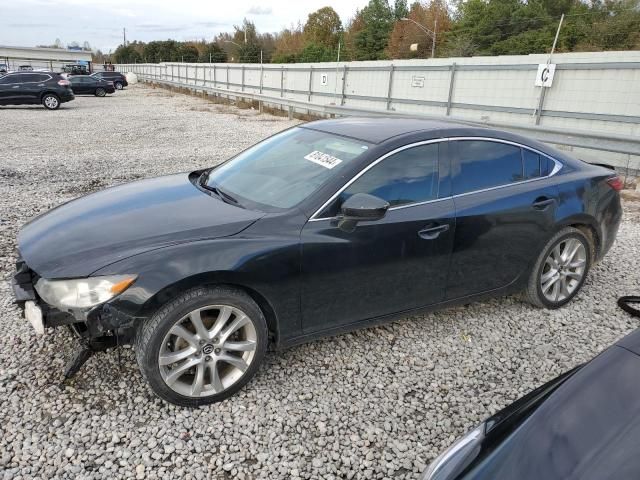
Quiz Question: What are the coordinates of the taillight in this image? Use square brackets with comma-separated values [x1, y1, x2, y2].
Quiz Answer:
[606, 175, 624, 191]
[58, 79, 70, 86]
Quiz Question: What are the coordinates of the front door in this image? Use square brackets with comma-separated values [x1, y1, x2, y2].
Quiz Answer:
[301, 141, 456, 334]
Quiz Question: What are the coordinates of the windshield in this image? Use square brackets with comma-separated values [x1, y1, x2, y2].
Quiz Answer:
[204, 127, 371, 209]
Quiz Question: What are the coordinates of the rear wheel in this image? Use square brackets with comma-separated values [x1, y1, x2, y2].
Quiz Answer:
[526, 227, 592, 309]
[135, 286, 268, 407]
[42, 93, 60, 110]
[114, 81, 123, 90]
[95, 87, 106, 97]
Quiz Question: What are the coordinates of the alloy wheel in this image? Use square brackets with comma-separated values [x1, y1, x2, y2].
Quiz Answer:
[158, 305, 258, 398]
[540, 238, 587, 303]
[44, 96, 59, 109]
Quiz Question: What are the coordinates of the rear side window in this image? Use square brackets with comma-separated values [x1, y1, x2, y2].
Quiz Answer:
[341, 143, 439, 207]
[523, 149, 551, 179]
[452, 140, 523, 195]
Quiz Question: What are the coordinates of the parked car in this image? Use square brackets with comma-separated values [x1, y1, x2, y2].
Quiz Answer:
[91, 71, 127, 90]
[421, 324, 640, 480]
[0, 63, 8, 73]
[18, 65, 33, 71]
[68, 75, 115, 97]
[12, 118, 622, 406]
[62, 64, 89, 75]
[0, 71, 74, 110]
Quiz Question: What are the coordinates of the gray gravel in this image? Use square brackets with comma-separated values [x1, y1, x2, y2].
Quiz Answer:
[1, 85, 639, 480]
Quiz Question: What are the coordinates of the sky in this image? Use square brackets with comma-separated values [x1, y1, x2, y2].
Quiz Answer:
[0, 0, 369, 53]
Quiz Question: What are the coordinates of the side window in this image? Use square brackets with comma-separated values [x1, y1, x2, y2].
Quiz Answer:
[523, 149, 551, 179]
[341, 143, 440, 208]
[33, 74, 49, 83]
[452, 140, 523, 195]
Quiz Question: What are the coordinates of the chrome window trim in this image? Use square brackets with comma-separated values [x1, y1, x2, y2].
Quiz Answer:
[308, 136, 563, 222]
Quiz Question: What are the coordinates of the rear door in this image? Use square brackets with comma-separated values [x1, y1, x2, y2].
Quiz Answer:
[446, 139, 560, 299]
[70, 76, 88, 94]
[21, 73, 49, 102]
[301, 141, 456, 334]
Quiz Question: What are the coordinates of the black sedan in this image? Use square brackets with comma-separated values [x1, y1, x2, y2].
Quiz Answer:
[68, 75, 115, 97]
[0, 72, 74, 109]
[421, 317, 640, 480]
[12, 118, 622, 406]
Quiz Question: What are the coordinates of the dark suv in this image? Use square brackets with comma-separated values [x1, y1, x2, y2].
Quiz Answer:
[91, 71, 128, 90]
[0, 72, 74, 110]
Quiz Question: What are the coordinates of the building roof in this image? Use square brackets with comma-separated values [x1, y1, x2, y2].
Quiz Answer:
[0, 45, 92, 62]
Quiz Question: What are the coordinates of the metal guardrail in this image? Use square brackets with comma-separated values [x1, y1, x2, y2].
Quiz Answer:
[131, 69, 640, 159]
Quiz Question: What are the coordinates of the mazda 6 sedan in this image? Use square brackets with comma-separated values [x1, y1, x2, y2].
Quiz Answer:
[12, 118, 622, 406]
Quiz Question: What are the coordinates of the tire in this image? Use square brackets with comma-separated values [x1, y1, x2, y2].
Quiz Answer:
[135, 286, 268, 407]
[525, 227, 593, 309]
[114, 82, 123, 90]
[95, 87, 106, 97]
[42, 93, 60, 110]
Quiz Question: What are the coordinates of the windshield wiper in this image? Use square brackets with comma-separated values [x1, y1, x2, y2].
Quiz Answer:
[198, 172, 242, 207]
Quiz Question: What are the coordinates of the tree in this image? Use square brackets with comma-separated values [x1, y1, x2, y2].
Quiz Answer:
[393, 0, 409, 20]
[387, 0, 451, 58]
[353, 0, 395, 60]
[113, 44, 142, 63]
[178, 44, 199, 62]
[198, 42, 227, 63]
[272, 25, 305, 63]
[303, 7, 342, 48]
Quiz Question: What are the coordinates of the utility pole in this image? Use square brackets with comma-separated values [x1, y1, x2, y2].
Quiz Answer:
[123, 28, 126, 46]
[260, 50, 263, 64]
[548, 13, 565, 65]
[432, 18, 438, 59]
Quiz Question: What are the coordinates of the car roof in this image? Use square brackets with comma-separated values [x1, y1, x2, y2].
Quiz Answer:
[302, 117, 474, 144]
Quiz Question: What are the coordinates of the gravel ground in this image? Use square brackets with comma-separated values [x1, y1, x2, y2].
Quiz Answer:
[1, 84, 639, 480]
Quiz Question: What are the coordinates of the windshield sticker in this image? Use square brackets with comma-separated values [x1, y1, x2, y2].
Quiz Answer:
[304, 151, 343, 169]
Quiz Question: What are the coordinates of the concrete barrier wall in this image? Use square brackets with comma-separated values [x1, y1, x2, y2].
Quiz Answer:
[118, 50, 640, 172]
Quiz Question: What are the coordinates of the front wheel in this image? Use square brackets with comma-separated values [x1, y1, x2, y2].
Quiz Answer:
[42, 93, 60, 110]
[95, 87, 106, 97]
[135, 286, 268, 407]
[525, 227, 592, 309]
[114, 81, 123, 90]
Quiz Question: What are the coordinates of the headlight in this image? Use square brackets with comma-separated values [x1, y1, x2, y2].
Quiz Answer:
[35, 275, 137, 310]
[420, 424, 485, 480]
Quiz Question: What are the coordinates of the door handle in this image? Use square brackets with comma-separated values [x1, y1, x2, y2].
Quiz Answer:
[532, 197, 555, 210]
[418, 224, 450, 240]
[12, 85, 20, 88]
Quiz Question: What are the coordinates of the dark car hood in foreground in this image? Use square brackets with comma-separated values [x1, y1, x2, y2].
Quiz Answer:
[18, 173, 263, 278]
[465, 329, 640, 480]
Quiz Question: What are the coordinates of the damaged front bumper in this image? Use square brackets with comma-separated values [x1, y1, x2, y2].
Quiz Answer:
[12, 254, 141, 346]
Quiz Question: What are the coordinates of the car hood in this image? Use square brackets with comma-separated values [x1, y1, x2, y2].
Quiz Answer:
[18, 173, 263, 278]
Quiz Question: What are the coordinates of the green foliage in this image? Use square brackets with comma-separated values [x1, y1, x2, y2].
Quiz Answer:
[298, 43, 338, 62]
[113, 44, 141, 63]
[393, 0, 409, 20]
[178, 44, 199, 63]
[304, 7, 342, 48]
[199, 43, 227, 63]
[354, 0, 395, 60]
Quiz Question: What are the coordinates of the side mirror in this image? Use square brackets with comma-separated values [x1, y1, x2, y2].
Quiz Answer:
[337, 193, 389, 232]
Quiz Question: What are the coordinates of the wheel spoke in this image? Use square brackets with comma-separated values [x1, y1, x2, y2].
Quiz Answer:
[568, 259, 586, 269]
[220, 314, 249, 342]
[566, 271, 582, 280]
[552, 278, 561, 301]
[209, 306, 232, 339]
[191, 363, 205, 396]
[565, 241, 582, 264]
[218, 354, 249, 373]
[542, 275, 559, 293]
[164, 357, 201, 386]
[189, 310, 210, 340]
[209, 363, 224, 393]
[541, 269, 556, 284]
[159, 346, 197, 366]
[560, 277, 571, 299]
[169, 325, 198, 347]
[223, 340, 257, 352]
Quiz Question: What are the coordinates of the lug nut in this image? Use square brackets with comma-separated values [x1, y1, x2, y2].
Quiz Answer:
[213, 337, 219, 343]
[199, 340, 205, 345]
[205, 356, 211, 362]
[214, 348, 221, 354]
